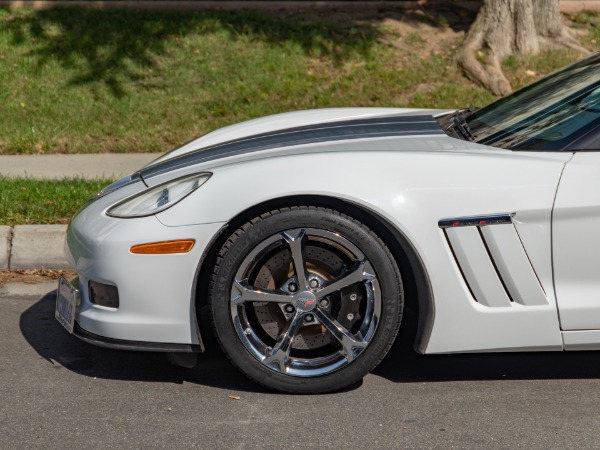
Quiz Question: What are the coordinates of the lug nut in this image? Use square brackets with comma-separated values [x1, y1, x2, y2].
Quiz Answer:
[288, 282, 298, 293]
[349, 293, 358, 301]
[305, 314, 314, 323]
[319, 298, 330, 308]
[284, 304, 295, 313]
[347, 313, 354, 321]
[309, 279, 319, 289]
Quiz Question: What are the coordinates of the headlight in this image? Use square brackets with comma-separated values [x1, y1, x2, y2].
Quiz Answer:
[107, 173, 211, 218]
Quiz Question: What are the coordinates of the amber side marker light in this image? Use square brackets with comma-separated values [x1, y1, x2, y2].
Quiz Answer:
[130, 240, 195, 254]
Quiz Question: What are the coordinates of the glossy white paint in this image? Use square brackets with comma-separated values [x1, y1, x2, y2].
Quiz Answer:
[148, 108, 440, 166]
[562, 330, 600, 350]
[554, 152, 600, 330]
[445, 226, 512, 307]
[66, 186, 225, 344]
[511, 210, 557, 309]
[480, 225, 548, 306]
[143, 133, 510, 188]
[150, 144, 569, 353]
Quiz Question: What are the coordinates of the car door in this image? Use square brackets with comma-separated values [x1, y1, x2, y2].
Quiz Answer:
[554, 151, 600, 336]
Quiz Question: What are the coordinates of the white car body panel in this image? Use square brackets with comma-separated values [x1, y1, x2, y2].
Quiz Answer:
[149, 108, 438, 166]
[480, 224, 548, 307]
[153, 145, 571, 353]
[445, 226, 513, 307]
[562, 330, 600, 350]
[66, 182, 226, 346]
[554, 152, 600, 330]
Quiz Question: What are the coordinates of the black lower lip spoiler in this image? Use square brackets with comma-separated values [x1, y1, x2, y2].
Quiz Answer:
[73, 322, 203, 353]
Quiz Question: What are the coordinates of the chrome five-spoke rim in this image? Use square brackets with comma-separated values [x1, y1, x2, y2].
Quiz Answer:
[230, 228, 381, 377]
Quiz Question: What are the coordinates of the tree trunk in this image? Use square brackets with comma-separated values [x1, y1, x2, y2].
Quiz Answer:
[457, 0, 588, 96]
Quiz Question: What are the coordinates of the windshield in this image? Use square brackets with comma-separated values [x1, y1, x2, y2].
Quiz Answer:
[464, 53, 600, 151]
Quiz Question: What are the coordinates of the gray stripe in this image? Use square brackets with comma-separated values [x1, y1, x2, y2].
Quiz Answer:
[141, 114, 443, 178]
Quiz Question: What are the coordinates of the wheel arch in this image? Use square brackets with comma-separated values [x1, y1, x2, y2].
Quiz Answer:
[194, 195, 434, 355]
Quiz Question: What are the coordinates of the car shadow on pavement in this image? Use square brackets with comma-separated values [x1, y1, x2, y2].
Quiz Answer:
[22, 291, 600, 391]
[374, 320, 600, 383]
[20, 291, 268, 394]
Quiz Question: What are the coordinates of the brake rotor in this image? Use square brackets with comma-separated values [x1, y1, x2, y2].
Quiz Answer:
[251, 245, 345, 350]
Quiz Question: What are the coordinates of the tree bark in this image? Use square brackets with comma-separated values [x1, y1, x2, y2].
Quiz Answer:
[457, 0, 588, 96]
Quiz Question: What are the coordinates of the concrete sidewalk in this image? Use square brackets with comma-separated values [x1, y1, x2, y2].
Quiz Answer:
[0, 153, 162, 180]
[1, 153, 164, 271]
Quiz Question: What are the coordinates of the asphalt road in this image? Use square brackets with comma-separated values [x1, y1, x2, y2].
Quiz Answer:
[2, 285, 600, 449]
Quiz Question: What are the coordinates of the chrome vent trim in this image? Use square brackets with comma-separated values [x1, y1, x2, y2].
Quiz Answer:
[441, 213, 547, 307]
[438, 213, 514, 229]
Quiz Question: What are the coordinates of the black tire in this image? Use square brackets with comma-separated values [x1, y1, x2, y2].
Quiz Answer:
[209, 206, 403, 394]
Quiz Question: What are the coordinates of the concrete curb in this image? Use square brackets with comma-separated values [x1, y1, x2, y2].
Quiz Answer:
[2, 225, 69, 271]
[0, 226, 11, 270]
[1, 153, 165, 271]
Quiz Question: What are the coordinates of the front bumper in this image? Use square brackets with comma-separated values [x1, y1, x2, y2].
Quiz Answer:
[66, 198, 225, 349]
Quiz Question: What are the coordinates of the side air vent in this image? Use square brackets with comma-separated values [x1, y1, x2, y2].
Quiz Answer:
[440, 214, 547, 307]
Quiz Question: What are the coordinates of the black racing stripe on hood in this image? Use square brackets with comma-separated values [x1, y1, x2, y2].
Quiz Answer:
[141, 114, 443, 178]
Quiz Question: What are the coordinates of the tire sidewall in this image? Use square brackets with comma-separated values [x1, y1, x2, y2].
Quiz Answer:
[210, 207, 403, 394]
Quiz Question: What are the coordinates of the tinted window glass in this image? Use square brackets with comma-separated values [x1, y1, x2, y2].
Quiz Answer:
[466, 53, 600, 151]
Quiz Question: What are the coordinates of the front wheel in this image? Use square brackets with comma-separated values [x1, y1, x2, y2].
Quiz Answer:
[209, 206, 403, 393]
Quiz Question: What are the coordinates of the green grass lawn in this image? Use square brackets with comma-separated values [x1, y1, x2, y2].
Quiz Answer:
[1, 6, 597, 155]
[0, 177, 112, 225]
[1, 7, 599, 225]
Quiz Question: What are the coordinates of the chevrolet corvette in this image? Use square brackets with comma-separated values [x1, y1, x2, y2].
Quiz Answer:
[57, 52, 600, 393]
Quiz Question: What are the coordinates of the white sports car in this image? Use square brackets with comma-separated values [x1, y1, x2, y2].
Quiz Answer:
[57, 53, 600, 393]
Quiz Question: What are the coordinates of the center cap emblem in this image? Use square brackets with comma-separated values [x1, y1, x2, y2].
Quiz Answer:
[295, 291, 317, 312]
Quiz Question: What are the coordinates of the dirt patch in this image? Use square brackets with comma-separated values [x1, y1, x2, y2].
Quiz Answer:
[376, 16, 464, 58]
[273, 3, 477, 57]
[0, 269, 77, 285]
[395, 82, 437, 104]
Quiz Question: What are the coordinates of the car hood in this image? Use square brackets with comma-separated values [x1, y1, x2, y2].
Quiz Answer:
[141, 108, 451, 181]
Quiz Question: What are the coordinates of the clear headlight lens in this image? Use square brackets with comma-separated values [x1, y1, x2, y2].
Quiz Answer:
[107, 173, 211, 218]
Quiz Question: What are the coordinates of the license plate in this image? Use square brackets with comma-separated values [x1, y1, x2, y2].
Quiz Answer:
[55, 276, 79, 334]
